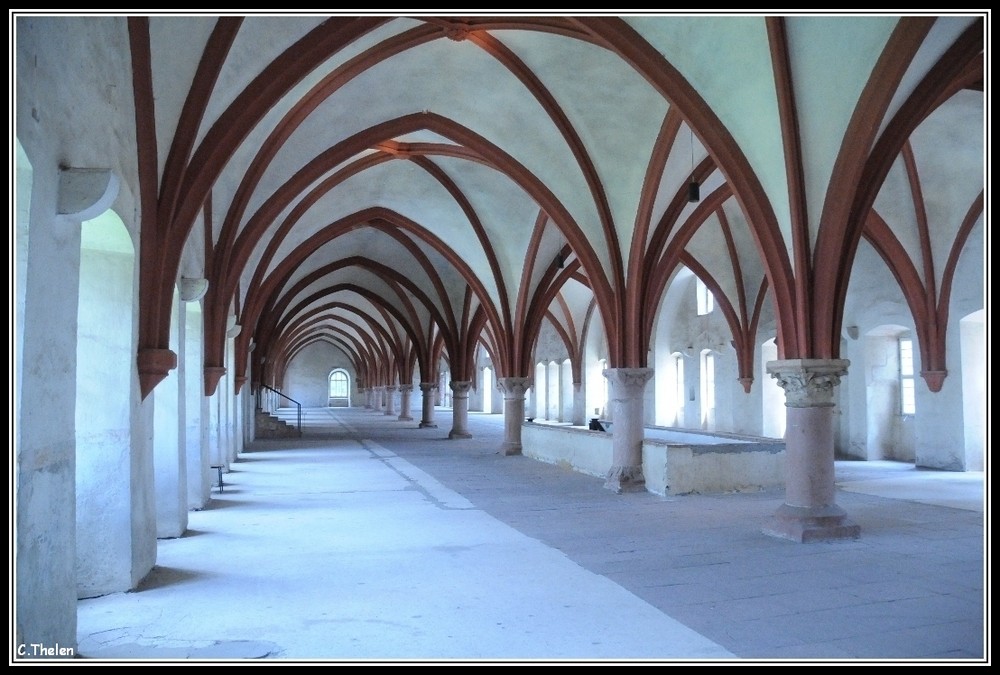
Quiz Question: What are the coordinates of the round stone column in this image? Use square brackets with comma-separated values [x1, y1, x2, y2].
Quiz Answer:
[373, 386, 385, 413]
[497, 377, 532, 455]
[418, 382, 438, 428]
[397, 384, 414, 421]
[603, 368, 653, 493]
[765, 359, 860, 542]
[384, 385, 397, 416]
[448, 380, 473, 439]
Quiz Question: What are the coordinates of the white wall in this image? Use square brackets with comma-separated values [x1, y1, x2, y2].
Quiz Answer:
[284, 341, 357, 407]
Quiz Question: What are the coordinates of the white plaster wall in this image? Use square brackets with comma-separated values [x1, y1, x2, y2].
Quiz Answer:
[15, 183, 80, 649]
[960, 311, 985, 471]
[153, 290, 187, 538]
[16, 15, 142, 647]
[284, 341, 357, 407]
[76, 238, 137, 597]
[208, 387, 223, 467]
[643, 441, 785, 496]
[862, 332, 913, 462]
[184, 303, 210, 508]
[522, 423, 612, 478]
[546, 361, 559, 420]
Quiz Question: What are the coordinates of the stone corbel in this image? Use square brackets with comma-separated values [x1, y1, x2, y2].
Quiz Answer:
[137, 348, 177, 400]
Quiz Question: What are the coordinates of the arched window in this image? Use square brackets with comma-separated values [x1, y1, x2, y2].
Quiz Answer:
[898, 336, 916, 415]
[328, 369, 351, 407]
[696, 277, 714, 315]
[700, 349, 715, 430]
[672, 352, 685, 427]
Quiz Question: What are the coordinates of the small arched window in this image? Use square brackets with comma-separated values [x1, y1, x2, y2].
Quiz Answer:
[328, 369, 351, 407]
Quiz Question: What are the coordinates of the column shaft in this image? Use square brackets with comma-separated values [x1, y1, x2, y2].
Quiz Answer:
[418, 382, 437, 428]
[498, 377, 532, 455]
[764, 359, 859, 542]
[449, 380, 473, 439]
[603, 368, 653, 493]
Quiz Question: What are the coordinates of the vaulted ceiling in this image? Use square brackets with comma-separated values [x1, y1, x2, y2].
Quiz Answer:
[72, 14, 982, 397]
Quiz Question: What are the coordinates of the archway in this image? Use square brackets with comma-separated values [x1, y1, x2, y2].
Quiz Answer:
[863, 325, 915, 462]
[960, 310, 985, 471]
[75, 209, 153, 596]
[481, 366, 493, 413]
[760, 338, 785, 438]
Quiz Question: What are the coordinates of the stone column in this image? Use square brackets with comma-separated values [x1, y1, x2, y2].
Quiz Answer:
[603, 368, 654, 493]
[360, 387, 370, 409]
[448, 380, 473, 439]
[373, 386, 385, 413]
[497, 377, 533, 455]
[384, 385, 397, 416]
[764, 359, 859, 542]
[397, 384, 414, 421]
[418, 382, 438, 428]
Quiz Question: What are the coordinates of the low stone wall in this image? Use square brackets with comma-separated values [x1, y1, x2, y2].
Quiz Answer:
[522, 422, 784, 496]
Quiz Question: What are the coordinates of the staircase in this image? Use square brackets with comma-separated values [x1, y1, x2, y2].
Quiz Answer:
[255, 409, 300, 438]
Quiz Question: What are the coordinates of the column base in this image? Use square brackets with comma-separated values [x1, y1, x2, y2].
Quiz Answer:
[604, 465, 646, 494]
[397, 415, 413, 421]
[499, 441, 522, 456]
[418, 422, 437, 429]
[762, 503, 860, 543]
[448, 430, 473, 440]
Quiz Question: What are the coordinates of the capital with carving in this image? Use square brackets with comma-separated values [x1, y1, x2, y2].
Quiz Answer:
[419, 382, 438, 393]
[449, 380, 473, 395]
[603, 368, 654, 402]
[766, 359, 849, 408]
[497, 377, 532, 399]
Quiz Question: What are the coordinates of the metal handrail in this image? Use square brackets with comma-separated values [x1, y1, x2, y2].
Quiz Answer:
[259, 384, 302, 436]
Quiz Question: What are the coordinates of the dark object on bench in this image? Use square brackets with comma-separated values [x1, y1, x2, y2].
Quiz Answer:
[589, 418, 607, 432]
[211, 464, 225, 493]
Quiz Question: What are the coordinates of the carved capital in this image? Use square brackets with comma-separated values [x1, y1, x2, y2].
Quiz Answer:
[497, 377, 532, 399]
[603, 368, 653, 402]
[419, 382, 438, 393]
[398, 384, 414, 393]
[766, 359, 849, 408]
[449, 380, 473, 396]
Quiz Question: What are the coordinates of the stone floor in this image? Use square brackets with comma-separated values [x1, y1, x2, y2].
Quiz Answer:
[73, 407, 987, 664]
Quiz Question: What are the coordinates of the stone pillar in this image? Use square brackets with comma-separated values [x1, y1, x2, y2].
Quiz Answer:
[572, 381, 586, 426]
[398, 384, 414, 421]
[603, 368, 654, 493]
[374, 386, 385, 413]
[497, 377, 532, 455]
[361, 387, 370, 409]
[384, 385, 397, 416]
[448, 380, 473, 439]
[419, 382, 438, 428]
[764, 359, 859, 542]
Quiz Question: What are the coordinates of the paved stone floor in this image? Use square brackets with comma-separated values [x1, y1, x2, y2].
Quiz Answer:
[73, 407, 988, 665]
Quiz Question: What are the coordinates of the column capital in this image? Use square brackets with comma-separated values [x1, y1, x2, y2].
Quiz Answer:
[497, 377, 532, 398]
[766, 359, 849, 408]
[384, 384, 397, 393]
[419, 381, 438, 393]
[398, 384, 413, 393]
[449, 380, 473, 395]
[603, 367, 653, 401]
